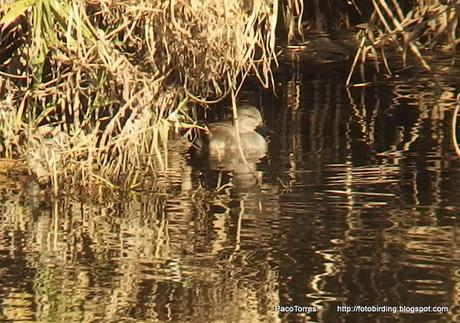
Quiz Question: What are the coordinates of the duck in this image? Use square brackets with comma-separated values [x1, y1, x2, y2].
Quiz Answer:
[192, 105, 268, 169]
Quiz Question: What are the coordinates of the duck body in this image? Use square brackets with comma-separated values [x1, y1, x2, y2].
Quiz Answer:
[193, 105, 268, 169]
[208, 122, 268, 161]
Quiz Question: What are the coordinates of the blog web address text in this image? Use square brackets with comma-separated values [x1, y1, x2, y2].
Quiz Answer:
[336, 305, 449, 314]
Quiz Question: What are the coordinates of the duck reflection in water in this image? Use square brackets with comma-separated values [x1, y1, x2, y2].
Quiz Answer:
[193, 105, 269, 173]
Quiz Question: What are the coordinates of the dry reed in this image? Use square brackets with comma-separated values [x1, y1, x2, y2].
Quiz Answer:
[0, 0, 279, 193]
[348, 0, 460, 84]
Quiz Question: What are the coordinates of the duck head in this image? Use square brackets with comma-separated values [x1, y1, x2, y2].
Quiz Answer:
[235, 105, 264, 133]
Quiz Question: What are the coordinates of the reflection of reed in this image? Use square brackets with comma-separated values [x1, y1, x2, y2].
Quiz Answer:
[262, 62, 460, 321]
[453, 94, 460, 158]
[0, 158, 284, 322]
[267, 63, 348, 189]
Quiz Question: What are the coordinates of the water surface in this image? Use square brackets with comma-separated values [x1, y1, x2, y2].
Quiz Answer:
[1, 57, 460, 322]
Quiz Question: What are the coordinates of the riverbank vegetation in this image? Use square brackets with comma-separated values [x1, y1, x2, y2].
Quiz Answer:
[349, 0, 460, 84]
[0, 0, 278, 193]
[0, 0, 459, 194]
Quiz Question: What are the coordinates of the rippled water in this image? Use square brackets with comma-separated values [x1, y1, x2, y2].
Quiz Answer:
[1, 57, 460, 322]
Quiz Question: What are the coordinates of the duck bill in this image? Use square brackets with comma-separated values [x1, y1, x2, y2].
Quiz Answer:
[255, 124, 272, 137]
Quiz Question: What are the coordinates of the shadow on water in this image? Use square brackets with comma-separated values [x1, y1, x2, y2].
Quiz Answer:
[1, 55, 460, 322]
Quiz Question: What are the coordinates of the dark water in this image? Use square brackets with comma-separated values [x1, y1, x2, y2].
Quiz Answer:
[1, 57, 460, 322]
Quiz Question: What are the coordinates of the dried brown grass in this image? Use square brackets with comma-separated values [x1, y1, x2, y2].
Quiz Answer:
[348, 0, 460, 84]
[0, 0, 278, 193]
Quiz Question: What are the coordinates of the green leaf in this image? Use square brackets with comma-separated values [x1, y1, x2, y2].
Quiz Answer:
[0, 0, 37, 31]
